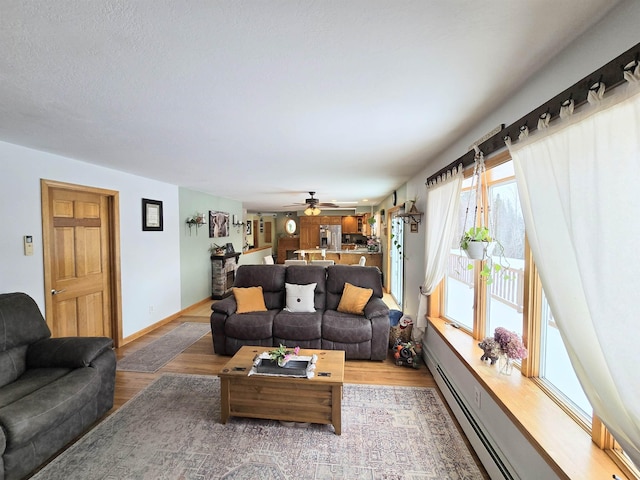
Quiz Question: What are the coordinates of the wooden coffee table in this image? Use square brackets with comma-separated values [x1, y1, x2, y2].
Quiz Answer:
[218, 346, 345, 434]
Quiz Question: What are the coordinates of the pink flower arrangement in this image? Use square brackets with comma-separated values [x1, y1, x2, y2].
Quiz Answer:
[493, 327, 528, 360]
[283, 346, 301, 364]
[269, 344, 300, 366]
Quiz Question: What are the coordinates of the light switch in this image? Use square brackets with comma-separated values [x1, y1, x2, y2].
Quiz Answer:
[24, 235, 33, 256]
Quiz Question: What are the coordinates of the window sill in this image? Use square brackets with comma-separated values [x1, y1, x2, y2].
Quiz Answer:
[427, 316, 627, 480]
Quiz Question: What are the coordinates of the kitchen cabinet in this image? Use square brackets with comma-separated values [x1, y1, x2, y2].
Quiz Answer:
[300, 216, 341, 250]
[299, 225, 319, 250]
[299, 217, 320, 250]
[277, 236, 300, 264]
[341, 215, 358, 234]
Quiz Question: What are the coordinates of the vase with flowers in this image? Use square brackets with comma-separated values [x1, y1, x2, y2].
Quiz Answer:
[268, 344, 300, 367]
[481, 327, 528, 375]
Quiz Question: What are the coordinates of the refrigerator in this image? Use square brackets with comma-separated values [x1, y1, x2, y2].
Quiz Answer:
[319, 225, 342, 251]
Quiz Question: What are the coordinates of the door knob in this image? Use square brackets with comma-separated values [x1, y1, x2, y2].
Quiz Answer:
[51, 289, 66, 295]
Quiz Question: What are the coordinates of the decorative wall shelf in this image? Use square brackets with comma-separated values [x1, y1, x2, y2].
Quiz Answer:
[397, 207, 423, 225]
[186, 213, 206, 235]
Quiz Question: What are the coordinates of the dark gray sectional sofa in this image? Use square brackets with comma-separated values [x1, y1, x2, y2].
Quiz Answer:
[210, 264, 390, 360]
[0, 292, 116, 480]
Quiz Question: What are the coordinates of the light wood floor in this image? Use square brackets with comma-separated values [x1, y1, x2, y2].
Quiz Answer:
[109, 299, 488, 479]
[113, 299, 435, 410]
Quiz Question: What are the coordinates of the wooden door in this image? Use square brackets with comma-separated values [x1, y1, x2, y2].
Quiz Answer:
[42, 180, 121, 342]
[252, 220, 259, 247]
[264, 221, 272, 243]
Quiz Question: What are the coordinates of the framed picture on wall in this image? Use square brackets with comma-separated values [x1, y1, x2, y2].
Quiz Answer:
[142, 198, 163, 231]
[209, 211, 230, 238]
[246, 221, 252, 235]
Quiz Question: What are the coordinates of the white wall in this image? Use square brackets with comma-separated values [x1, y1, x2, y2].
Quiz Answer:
[0, 141, 181, 338]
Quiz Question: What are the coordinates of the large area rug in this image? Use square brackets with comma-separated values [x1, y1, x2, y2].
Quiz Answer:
[116, 322, 210, 372]
[33, 374, 485, 479]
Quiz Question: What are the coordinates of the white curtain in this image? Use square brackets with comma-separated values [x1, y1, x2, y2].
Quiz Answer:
[507, 81, 640, 467]
[416, 165, 463, 334]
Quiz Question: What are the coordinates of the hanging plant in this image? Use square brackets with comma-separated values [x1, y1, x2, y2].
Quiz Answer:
[459, 148, 510, 284]
[460, 226, 494, 260]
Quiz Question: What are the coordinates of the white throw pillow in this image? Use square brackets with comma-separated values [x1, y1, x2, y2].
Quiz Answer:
[284, 282, 317, 313]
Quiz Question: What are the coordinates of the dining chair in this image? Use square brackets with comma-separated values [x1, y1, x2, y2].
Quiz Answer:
[284, 259, 308, 265]
[310, 259, 335, 266]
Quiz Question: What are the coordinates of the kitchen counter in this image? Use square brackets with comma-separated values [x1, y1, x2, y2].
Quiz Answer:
[293, 249, 382, 269]
[294, 249, 379, 255]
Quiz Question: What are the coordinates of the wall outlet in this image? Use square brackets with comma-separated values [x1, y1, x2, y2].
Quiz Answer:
[148, 305, 154, 314]
[474, 386, 481, 409]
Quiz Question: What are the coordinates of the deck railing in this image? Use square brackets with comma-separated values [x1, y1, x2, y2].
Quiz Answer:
[448, 252, 525, 312]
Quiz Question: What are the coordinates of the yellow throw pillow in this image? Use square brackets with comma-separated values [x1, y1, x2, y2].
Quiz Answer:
[337, 282, 373, 316]
[233, 286, 268, 314]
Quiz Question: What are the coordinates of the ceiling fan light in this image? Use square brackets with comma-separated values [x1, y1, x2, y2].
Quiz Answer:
[304, 206, 321, 216]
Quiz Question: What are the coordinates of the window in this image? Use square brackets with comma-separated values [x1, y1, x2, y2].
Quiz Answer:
[539, 290, 592, 422]
[443, 179, 475, 330]
[440, 153, 593, 429]
[486, 175, 524, 339]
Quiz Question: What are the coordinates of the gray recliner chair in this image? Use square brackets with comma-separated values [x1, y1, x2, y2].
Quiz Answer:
[0, 292, 116, 480]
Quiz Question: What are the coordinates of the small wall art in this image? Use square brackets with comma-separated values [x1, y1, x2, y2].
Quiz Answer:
[142, 198, 163, 231]
[209, 211, 229, 238]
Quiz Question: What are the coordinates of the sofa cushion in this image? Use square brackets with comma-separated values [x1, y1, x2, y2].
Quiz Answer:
[284, 283, 317, 313]
[285, 265, 327, 310]
[337, 282, 373, 315]
[225, 311, 276, 340]
[323, 310, 373, 344]
[273, 311, 323, 341]
[233, 286, 268, 314]
[0, 293, 51, 354]
[0, 346, 28, 389]
[326, 265, 383, 310]
[0, 368, 71, 408]
[0, 366, 100, 449]
[234, 265, 286, 310]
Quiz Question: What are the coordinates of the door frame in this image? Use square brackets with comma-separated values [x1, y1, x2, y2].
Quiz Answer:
[41, 179, 123, 347]
[385, 206, 403, 295]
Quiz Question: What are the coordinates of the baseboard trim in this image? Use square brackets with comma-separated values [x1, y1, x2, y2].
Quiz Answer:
[120, 297, 211, 346]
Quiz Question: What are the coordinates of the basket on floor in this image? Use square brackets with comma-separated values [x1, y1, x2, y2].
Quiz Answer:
[389, 324, 413, 348]
[388, 309, 413, 348]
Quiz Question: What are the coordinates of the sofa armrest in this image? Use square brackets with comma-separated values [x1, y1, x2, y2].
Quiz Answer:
[364, 297, 389, 319]
[26, 337, 114, 369]
[211, 296, 237, 316]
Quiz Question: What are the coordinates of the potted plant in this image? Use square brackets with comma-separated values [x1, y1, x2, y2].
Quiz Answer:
[208, 243, 226, 256]
[459, 227, 510, 285]
[458, 149, 511, 285]
[460, 226, 494, 260]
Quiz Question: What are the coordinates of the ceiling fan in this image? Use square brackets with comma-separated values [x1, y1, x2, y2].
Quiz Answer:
[286, 192, 339, 215]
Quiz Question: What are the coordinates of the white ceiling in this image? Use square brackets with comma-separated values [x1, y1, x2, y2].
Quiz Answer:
[0, 1, 619, 212]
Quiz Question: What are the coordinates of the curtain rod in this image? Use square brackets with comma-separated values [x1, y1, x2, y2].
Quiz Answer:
[426, 41, 640, 184]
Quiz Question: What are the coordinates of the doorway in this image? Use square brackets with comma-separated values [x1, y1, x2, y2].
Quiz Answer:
[389, 214, 404, 308]
[41, 180, 122, 346]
